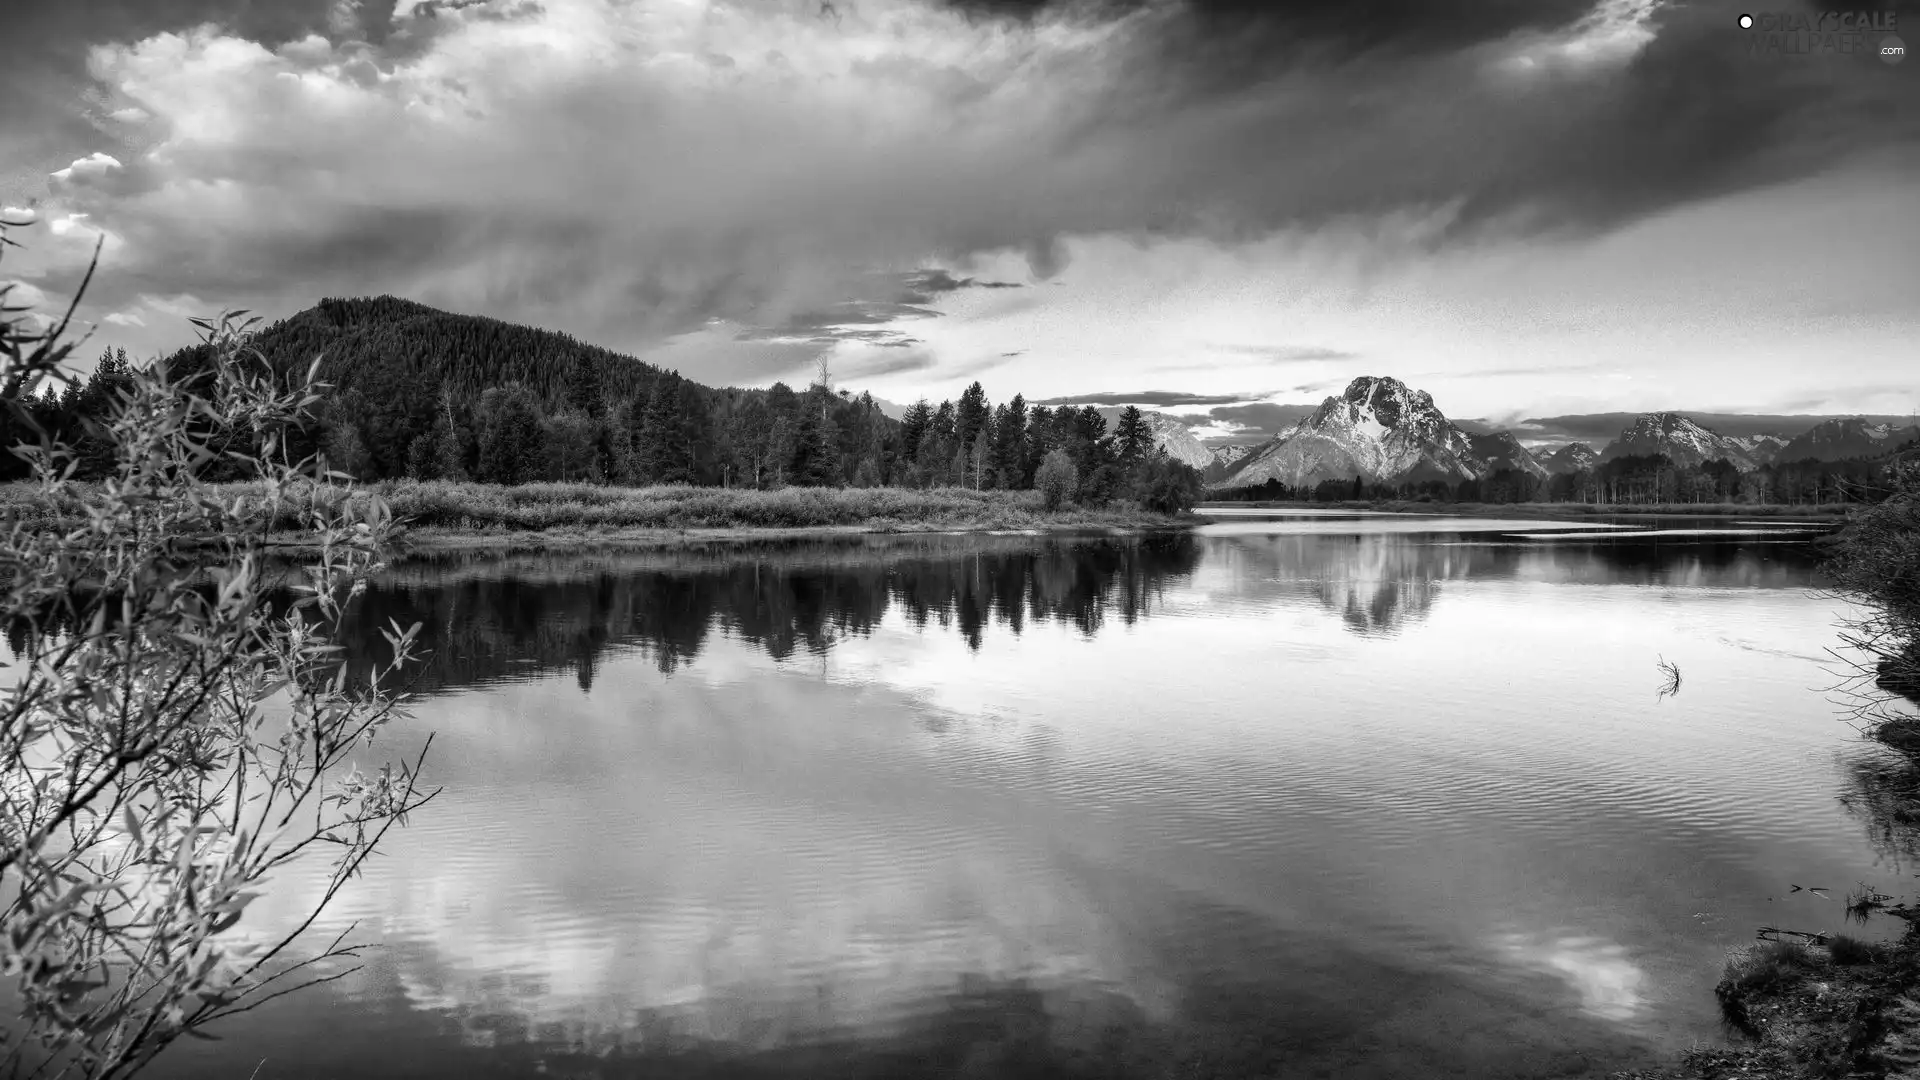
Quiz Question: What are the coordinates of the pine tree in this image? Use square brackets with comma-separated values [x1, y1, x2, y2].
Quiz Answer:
[1115, 405, 1153, 463]
[792, 386, 842, 485]
[475, 385, 543, 485]
[900, 399, 932, 463]
[638, 376, 686, 483]
[956, 381, 990, 451]
[563, 357, 607, 420]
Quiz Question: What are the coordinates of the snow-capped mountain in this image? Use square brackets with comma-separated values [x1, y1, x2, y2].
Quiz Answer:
[1140, 411, 1215, 469]
[1466, 431, 1549, 479]
[1543, 442, 1598, 475]
[1727, 433, 1789, 465]
[1597, 413, 1763, 471]
[1210, 443, 1256, 467]
[1221, 377, 1487, 488]
[1773, 418, 1920, 463]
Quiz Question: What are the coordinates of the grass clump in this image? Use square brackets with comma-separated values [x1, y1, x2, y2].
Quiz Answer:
[1723, 939, 1818, 999]
[1826, 934, 1879, 966]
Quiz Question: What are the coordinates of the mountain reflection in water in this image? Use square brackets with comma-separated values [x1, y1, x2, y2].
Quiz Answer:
[133, 521, 1878, 1080]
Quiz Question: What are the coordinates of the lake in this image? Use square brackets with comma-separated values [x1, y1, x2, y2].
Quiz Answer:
[152, 513, 1900, 1079]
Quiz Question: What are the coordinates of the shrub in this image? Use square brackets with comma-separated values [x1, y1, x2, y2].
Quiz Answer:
[1035, 450, 1077, 511]
[0, 220, 434, 1076]
[1080, 461, 1124, 508]
[1138, 458, 1202, 515]
[1827, 934, 1878, 965]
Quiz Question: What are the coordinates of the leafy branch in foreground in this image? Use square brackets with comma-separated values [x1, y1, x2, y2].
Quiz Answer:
[0, 214, 438, 1078]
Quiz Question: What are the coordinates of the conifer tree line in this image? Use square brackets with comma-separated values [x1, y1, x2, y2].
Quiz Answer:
[2, 297, 1203, 511]
[1211, 450, 1918, 506]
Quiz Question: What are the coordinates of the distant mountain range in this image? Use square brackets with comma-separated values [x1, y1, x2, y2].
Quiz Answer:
[1542, 442, 1597, 474]
[1597, 412, 1770, 471]
[1776, 418, 1920, 462]
[1202, 377, 1919, 489]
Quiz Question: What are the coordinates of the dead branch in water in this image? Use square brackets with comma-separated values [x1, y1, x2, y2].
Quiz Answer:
[1656, 655, 1682, 700]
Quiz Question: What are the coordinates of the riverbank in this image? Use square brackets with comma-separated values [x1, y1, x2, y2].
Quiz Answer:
[1197, 499, 1854, 521]
[0, 479, 1196, 553]
[1609, 920, 1920, 1080]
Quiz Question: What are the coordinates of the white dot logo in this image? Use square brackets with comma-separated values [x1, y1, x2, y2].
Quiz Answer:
[1884, 34, 1907, 63]
[1738, 12, 1754, 28]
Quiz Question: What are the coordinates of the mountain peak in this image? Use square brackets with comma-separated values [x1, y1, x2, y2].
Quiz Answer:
[1222, 375, 1485, 489]
[1602, 412, 1759, 470]
[1342, 375, 1409, 399]
[1466, 430, 1548, 479]
[1633, 411, 1705, 432]
[1339, 376, 1435, 425]
[1544, 442, 1599, 475]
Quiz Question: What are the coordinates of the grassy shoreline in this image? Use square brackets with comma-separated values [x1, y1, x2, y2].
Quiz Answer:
[8, 481, 1861, 556]
[1, 479, 1197, 554]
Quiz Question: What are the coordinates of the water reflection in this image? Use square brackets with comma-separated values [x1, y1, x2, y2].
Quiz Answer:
[134, 521, 1874, 1080]
[1491, 930, 1648, 1023]
[320, 534, 1203, 691]
[311, 528, 1828, 696]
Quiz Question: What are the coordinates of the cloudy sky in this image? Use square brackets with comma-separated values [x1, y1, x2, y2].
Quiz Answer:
[2, 0, 1916, 442]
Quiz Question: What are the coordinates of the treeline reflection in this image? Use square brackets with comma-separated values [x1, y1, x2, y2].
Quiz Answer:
[326, 534, 1205, 693]
[6, 529, 1831, 696]
[302, 529, 1832, 697]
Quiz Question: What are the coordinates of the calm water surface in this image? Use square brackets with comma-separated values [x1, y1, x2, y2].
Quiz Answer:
[156, 514, 1900, 1080]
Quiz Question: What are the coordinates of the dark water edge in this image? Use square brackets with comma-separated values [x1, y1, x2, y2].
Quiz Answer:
[114, 519, 1895, 1080]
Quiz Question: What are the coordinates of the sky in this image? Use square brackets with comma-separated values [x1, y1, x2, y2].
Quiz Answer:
[2, 0, 1916, 446]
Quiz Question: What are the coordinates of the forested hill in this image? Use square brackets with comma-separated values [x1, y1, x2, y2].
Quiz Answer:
[246, 295, 665, 405]
[127, 294, 901, 489]
[14, 297, 1208, 510]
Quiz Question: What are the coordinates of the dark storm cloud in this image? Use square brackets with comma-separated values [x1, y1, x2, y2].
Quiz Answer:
[726, 267, 1026, 348]
[928, 0, 1918, 240]
[1205, 402, 1321, 436]
[894, 269, 1024, 303]
[938, 0, 1604, 64]
[1031, 390, 1257, 406]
